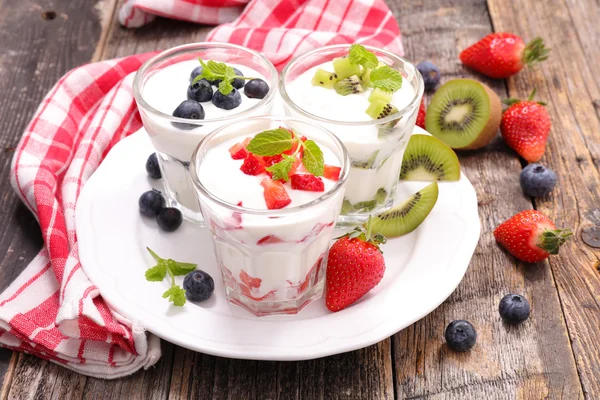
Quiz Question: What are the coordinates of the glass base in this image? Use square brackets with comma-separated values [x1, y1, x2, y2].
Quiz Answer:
[226, 279, 325, 316]
[336, 197, 394, 228]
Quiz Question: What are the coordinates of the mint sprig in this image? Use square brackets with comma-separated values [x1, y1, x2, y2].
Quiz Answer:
[247, 128, 325, 181]
[369, 66, 403, 91]
[349, 44, 379, 70]
[145, 247, 197, 306]
[192, 59, 253, 95]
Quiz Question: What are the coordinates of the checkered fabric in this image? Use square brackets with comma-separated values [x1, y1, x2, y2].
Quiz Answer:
[2, 0, 403, 378]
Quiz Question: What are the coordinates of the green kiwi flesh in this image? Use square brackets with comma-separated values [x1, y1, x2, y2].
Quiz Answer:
[369, 88, 393, 103]
[311, 68, 338, 89]
[368, 181, 439, 237]
[425, 79, 501, 149]
[334, 75, 364, 96]
[332, 57, 362, 80]
[366, 100, 399, 119]
[400, 134, 460, 181]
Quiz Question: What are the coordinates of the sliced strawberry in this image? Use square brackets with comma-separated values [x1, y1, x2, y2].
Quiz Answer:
[240, 284, 276, 301]
[283, 140, 301, 156]
[240, 153, 266, 175]
[261, 178, 292, 209]
[290, 174, 325, 192]
[257, 235, 285, 245]
[323, 165, 341, 181]
[229, 142, 248, 160]
[240, 270, 261, 289]
[416, 98, 426, 129]
[262, 154, 284, 166]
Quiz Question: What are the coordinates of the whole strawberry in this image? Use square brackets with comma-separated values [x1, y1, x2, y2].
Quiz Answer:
[460, 33, 549, 79]
[416, 98, 426, 129]
[494, 210, 571, 263]
[326, 222, 386, 312]
[500, 89, 551, 162]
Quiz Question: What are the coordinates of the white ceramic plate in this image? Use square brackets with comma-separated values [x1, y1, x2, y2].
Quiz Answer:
[76, 126, 480, 361]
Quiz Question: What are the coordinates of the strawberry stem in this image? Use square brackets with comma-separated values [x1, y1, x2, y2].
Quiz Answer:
[522, 37, 550, 66]
[537, 228, 572, 255]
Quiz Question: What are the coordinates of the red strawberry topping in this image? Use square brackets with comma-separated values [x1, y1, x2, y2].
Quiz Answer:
[260, 178, 292, 209]
[240, 153, 266, 175]
[323, 165, 341, 181]
[290, 174, 325, 192]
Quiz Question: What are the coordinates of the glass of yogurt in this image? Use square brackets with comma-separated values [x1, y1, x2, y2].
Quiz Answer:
[133, 43, 278, 224]
[280, 44, 424, 225]
[190, 116, 350, 316]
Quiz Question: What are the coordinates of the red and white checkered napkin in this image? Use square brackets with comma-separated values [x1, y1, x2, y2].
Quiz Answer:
[1, 0, 402, 378]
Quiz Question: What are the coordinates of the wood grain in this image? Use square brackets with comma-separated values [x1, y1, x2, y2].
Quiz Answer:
[389, 0, 583, 398]
[487, 0, 600, 398]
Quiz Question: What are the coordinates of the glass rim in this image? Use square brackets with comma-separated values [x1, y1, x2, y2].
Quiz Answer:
[279, 44, 424, 126]
[132, 42, 279, 125]
[189, 115, 351, 216]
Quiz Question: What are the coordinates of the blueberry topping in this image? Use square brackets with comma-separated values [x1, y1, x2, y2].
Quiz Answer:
[156, 207, 183, 232]
[231, 68, 245, 89]
[146, 153, 161, 179]
[139, 189, 165, 218]
[244, 78, 269, 99]
[416, 61, 441, 91]
[212, 88, 242, 110]
[190, 66, 203, 82]
[172, 100, 205, 130]
[519, 163, 556, 198]
[499, 294, 531, 324]
[187, 79, 213, 103]
[445, 320, 477, 352]
[183, 270, 215, 302]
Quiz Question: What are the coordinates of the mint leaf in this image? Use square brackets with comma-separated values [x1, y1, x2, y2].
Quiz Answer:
[145, 264, 167, 281]
[369, 66, 403, 92]
[349, 44, 378, 69]
[301, 140, 324, 177]
[147, 247, 163, 263]
[207, 60, 228, 75]
[162, 285, 186, 307]
[218, 78, 234, 95]
[168, 259, 197, 276]
[266, 154, 296, 181]
[247, 128, 294, 156]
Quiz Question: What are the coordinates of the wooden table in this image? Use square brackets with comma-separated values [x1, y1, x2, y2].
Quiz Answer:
[0, 0, 598, 398]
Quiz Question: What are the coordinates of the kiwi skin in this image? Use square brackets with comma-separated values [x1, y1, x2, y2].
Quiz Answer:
[368, 181, 439, 238]
[400, 134, 460, 181]
[425, 79, 501, 150]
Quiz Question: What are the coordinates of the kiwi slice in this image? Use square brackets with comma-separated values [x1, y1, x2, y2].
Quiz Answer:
[333, 57, 362, 80]
[369, 88, 393, 103]
[351, 150, 379, 169]
[400, 134, 460, 181]
[366, 100, 399, 119]
[312, 68, 338, 89]
[425, 79, 501, 150]
[334, 76, 364, 96]
[369, 182, 439, 238]
[360, 68, 372, 87]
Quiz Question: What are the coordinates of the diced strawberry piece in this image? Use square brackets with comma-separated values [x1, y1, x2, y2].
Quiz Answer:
[242, 137, 252, 147]
[289, 159, 307, 175]
[283, 140, 301, 156]
[260, 178, 292, 209]
[262, 154, 283, 166]
[323, 165, 341, 181]
[229, 142, 248, 160]
[257, 235, 285, 245]
[240, 153, 266, 175]
[240, 270, 261, 289]
[290, 174, 325, 192]
[240, 284, 276, 301]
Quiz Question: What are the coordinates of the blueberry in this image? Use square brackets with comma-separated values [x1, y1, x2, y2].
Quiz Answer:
[187, 79, 213, 103]
[146, 153, 161, 179]
[190, 66, 203, 82]
[139, 189, 165, 218]
[172, 100, 205, 130]
[416, 61, 441, 91]
[519, 163, 556, 197]
[232, 68, 245, 89]
[244, 79, 269, 99]
[183, 270, 215, 302]
[445, 320, 477, 352]
[499, 294, 531, 324]
[212, 88, 242, 110]
[156, 207, 183, 232]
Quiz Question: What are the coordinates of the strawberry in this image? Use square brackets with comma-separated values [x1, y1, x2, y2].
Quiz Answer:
[459, 33, 549, 79]
[289, 159, 307, 175]
[262, 154, 283, 166]
[500, 90, 551, 162]
[257, 235, 285, 245]
[240, 270, 261, 289]
[323, 164, 341, 181]
[415, 98, 426, 129]
[325, 223, 386, 312]
[240, 153, 266, 175]
[228, 137, 252, 160]
[494, 210, 571, 263]
[290, 174, 325, 192]
[260, 178, 291, 209]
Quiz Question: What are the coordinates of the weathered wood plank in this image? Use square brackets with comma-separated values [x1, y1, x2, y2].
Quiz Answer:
[0, 0, 105, 391]
[487, 0, 600, 398]
[388, 0, 584, 398]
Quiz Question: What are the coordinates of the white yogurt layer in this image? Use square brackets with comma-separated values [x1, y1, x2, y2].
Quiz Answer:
[285, 60, 419, 207]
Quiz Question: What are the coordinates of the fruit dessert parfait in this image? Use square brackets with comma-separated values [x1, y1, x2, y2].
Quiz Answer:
[190, 116, 349, 316]
[133, 43, 278, 223]
[280, 44, 424, 225]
